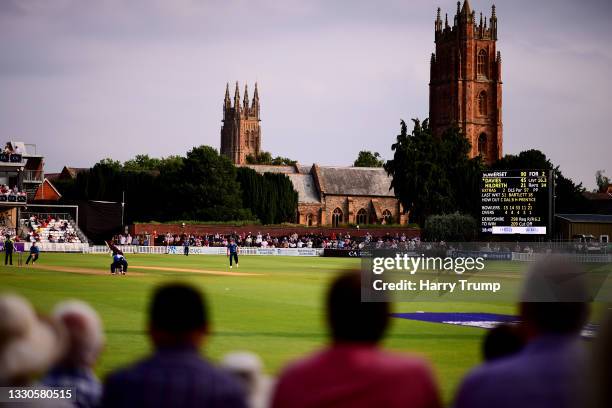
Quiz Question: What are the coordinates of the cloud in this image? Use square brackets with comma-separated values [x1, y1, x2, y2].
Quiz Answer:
[0, 0, 610, 189]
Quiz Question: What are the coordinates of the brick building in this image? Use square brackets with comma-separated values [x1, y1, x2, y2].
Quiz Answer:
[243, 164, 407, 226]
[220, 82, 261, 165]
[429, 0, 502, 164]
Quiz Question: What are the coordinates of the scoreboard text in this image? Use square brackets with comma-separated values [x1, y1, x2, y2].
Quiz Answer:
[480, 170, 552, 235]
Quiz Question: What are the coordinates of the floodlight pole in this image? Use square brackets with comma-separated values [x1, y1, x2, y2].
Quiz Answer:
[121, 191, 125, 228]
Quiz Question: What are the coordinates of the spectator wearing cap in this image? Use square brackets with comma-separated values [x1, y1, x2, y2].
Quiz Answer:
[102, 283, 246, 408]
[272, 271, 441, 408]
[42, 301, 105, 408]
[454, 256, 591, 408]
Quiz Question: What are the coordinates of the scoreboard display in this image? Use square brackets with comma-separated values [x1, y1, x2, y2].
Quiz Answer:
[480, 170, 553, 235]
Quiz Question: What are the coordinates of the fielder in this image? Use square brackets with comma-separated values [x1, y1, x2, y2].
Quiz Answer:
[227, 239, 239, 269]
[25, 242, 40, 265]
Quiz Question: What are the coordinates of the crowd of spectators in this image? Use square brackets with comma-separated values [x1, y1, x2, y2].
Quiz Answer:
[110, 230, 611, 256]
[22, 214, 81, 244]
[0, 184, 27, 201]
[111, 231, 421, 250]
[0, 142, 23, 162]
[0, 257, 609, 408]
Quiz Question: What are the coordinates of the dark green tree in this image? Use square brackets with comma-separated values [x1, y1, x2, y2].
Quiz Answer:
[95, 158, 122, 171]
[423, 213, 478, 241]
[123, 154, 161, 171]
[353, 151, 384, 167]
[246, 151, 296, 166]
[596, 170, 609, 192]
[173, 146, 253, 221]
[236, 167, 298, 224]
[384, 119, 482, 226]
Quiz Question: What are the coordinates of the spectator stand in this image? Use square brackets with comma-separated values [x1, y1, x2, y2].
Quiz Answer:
[20, 211, 89, 245]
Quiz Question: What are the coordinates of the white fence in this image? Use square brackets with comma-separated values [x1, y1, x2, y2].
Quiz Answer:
[22, 243, 89, 253]
[511, 252, 612, 263]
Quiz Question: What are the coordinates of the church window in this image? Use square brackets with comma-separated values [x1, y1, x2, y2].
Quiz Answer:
[478, 91, 487, 116]
[306, 214, 313, 226]
[477, 49, 488, 77]
[356, 208, 368, 225]
[332, 208, 343, 227]
[478, 133, 488, 158]
[382, 209, 393, 224]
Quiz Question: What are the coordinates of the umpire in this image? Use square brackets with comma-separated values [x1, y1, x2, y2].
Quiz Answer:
[3, 235, 14, 266]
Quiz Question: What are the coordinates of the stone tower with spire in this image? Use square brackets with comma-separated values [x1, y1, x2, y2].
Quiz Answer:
[220, 81, 261, 164]
[430, 1, 502, 164]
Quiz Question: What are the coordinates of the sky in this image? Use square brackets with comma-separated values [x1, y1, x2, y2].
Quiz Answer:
[0, 0, 610, 189]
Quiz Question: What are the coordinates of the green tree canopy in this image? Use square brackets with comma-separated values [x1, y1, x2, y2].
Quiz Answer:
[246, 151, 296, 166]
[384, 119, 483, 226]
[173, 146, 253, 221]
[596, 170, 610, 192]
[353, 151, 384, 167]
[236, 167, 298, 224]
[423, 213, 478, 242]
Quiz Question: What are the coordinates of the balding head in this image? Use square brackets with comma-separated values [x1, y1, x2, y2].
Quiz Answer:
[53, 301, 104, 368]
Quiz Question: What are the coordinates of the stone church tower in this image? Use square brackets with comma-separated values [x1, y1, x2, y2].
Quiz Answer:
[220, 82, 261, 164]
[429, 0, 502, 164]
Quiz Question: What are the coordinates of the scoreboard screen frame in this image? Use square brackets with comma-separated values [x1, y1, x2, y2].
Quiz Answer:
[480, 169, 554, 237]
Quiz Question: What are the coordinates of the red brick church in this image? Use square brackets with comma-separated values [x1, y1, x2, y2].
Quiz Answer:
[220, 1, 502, 225]
[430, 0, 503, 164]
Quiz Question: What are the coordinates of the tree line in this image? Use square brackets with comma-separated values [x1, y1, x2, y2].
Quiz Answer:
[54, 146, 298, 225]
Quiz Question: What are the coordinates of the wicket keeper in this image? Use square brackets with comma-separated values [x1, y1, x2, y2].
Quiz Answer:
[111, 252, 128, 275]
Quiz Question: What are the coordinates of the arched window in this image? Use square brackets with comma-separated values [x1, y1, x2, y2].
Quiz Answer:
[356, 208, 368, 225]
[306, 214, 313, 226]
[478, 133, 488, 158]
[477, 49, 488, 77]
[382, 209, 393, 224]
[332, 208, 343, 227]
[478, 91, 487, 116]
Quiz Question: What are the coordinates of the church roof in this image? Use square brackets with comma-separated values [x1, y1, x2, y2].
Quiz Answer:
[238, 163, 396, 203]
[240, 164, 297, 174]
[315, 166, 395, 197]
[287, 173, 320, 203]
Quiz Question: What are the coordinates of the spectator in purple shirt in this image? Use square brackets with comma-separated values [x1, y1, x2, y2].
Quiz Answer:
[102, 283, 247, 408]
[454, 256, 590, 408]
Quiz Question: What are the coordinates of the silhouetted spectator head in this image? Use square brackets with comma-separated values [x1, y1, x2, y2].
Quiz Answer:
[327, 271, 389, 344]
[590, 311, 612, 408]
[149, 283, 208, 348]
[482, 323, 525, 361]
[519, 256, 590, 337]
[53, 300, 104, 368]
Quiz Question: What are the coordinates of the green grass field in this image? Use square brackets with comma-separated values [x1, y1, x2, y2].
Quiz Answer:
[0, 253, 519, 402]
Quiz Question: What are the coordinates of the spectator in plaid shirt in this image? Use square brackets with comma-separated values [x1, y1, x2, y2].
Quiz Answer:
[102, 284, 246, 408]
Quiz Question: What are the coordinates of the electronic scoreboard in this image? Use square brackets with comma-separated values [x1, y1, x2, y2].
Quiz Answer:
[480, 170, 553, 235]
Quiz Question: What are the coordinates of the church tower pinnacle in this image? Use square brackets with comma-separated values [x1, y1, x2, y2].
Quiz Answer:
[220, 82, 262, 164]
[429, 1, 502, 163]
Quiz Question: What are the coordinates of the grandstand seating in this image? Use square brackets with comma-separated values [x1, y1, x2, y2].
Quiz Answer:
[21, 213, 88, 244]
